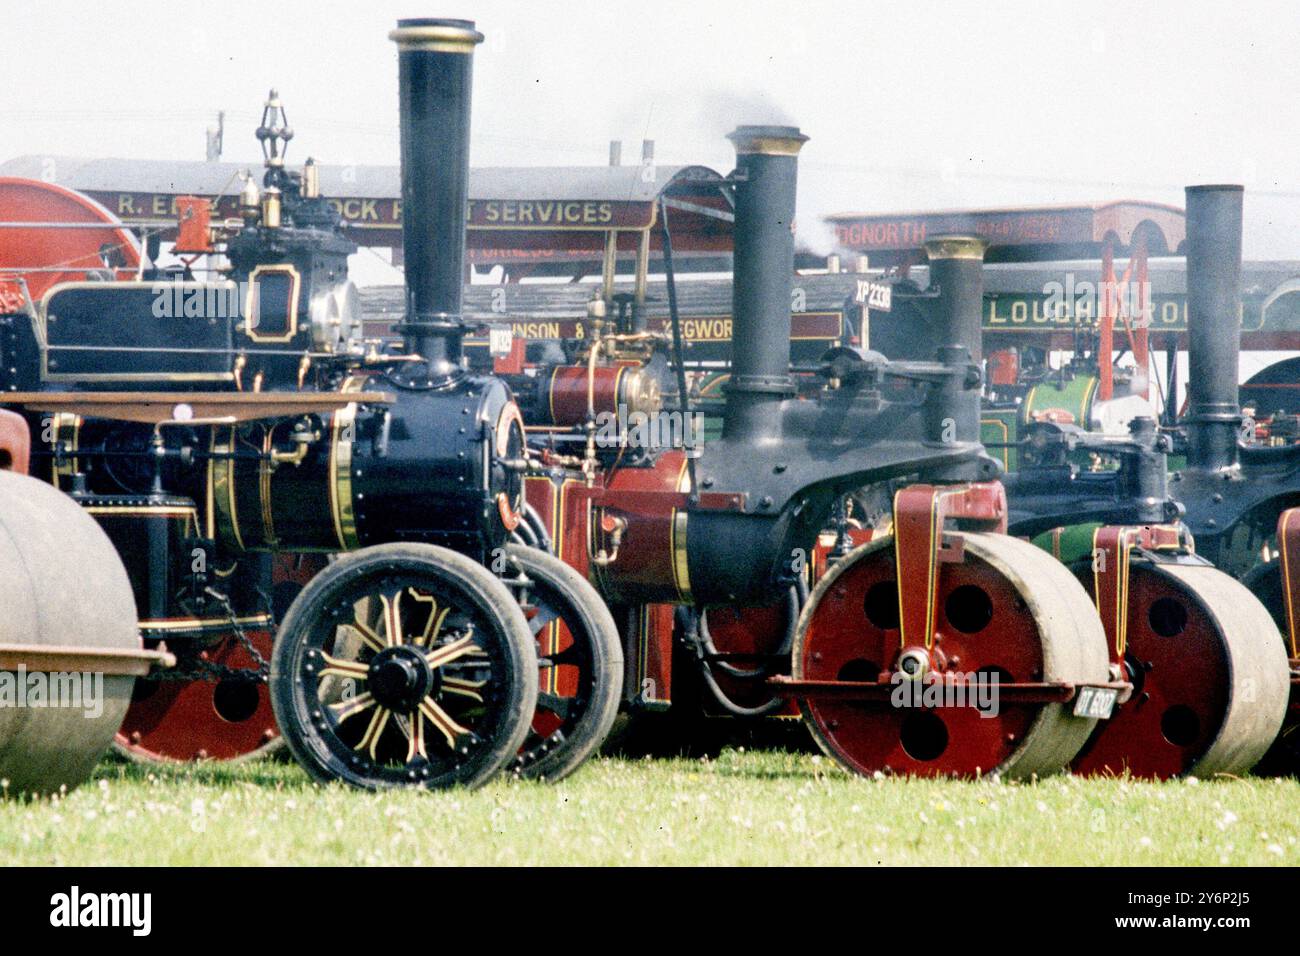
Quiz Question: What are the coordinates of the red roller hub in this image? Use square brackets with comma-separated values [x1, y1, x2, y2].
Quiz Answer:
[793, 533, 1108, 779]
[0, 178, 140, 301]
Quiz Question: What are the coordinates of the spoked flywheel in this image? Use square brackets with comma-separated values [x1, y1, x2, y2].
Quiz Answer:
[500, 544, 623, 781]
[792, 532, 1109, 779]
[1071, 563, 1289, 779]
[270, 543, 538, 790]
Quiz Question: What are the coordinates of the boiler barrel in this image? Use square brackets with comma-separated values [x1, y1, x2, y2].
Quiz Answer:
[0, 470, 139, 796]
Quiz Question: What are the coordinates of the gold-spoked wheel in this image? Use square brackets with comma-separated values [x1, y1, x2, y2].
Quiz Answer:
[270, 543, 537, 790]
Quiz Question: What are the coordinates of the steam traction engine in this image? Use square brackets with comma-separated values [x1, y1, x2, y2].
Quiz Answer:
[0, 18, 624, 791]
[512, 134, 1294, 778]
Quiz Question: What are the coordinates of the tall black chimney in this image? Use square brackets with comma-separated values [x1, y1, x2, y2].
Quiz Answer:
[389, 18, 483, 384]
[723, 125, 808, 444]
[924, 235, 987, 446]
[1184, 184, 1244, 472]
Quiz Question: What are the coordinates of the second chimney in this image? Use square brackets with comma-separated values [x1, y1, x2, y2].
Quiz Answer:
[723, 125, 808, 444]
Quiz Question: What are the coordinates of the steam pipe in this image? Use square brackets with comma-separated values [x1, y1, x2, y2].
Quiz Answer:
[389, 18, 484, 383]
[1184, 184, 1244, 472]
[723, 125, 808, 444]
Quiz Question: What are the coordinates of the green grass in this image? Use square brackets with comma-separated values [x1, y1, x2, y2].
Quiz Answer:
[1, 750, 1297, 866]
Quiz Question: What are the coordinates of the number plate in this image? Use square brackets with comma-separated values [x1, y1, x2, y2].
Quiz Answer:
[854, 280, 892, 312]
[488, 327, 513, 357]
[1073, 685, 1119, 719]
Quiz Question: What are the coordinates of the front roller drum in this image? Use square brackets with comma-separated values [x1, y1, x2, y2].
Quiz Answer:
[270, 543, 538, 790]
[1072, 563, 1289, 779]
[0, 470, 140, 796]
[792, 532, 1109, 779]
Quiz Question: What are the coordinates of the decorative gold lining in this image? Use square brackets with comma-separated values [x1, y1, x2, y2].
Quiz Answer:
[547, 365, 560, 424]
[924, 236, 987, 261]
[728, 129, 808, 156]
[494, 401, 525, 530]
[141, 613, 272, 633]
[84, 505, 199, 524]
[44, 369, 235, 384]
[38, 279, 239, 384]
[210, 426, 245, 551]
[258, 427, 277, 546]
[389, 23, 484, 53]
[50, 412, 81, 491]
[329, 376, 363, 550]
[534, 475, 562, 696]
[243, 264, 302, 344]
[670, 457, 692, 602]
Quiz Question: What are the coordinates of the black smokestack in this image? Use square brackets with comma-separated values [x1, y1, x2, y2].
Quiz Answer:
[924, 235, 987, 445]
[1184, 184, 1244, 472]
[389, 18, 483, 383]
[723, 125, 807, 443]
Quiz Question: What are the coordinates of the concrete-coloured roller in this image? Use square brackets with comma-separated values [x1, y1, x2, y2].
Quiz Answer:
[0, 469, 140, 796]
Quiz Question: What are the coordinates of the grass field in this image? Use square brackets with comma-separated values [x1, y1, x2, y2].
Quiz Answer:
[1, 748, 1297, 866]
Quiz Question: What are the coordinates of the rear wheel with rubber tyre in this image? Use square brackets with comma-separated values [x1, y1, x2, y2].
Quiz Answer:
[501, 544, 623, 781]
[270, 543, 537, 790]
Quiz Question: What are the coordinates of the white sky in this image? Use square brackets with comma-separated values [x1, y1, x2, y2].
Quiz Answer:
[5, 0, 1299, 261]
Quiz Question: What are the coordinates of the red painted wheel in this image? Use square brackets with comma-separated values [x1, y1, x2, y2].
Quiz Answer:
[0, 178, 140, 301]
[793, 533, 1108, 779]
[113, 554, 328, 763]
[114, 631, 280, 762]
[1071, 564, 1289, 779]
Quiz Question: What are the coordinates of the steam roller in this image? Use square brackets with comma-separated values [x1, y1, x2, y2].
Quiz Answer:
[1028, 524, 1289, 779]
[786, 487, 1110, 779]
[1073, 559, 1287, 778]
[559, 118, 1122, 781]
[993, 185, 1292, 778]
[0, 410, 169, 796]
